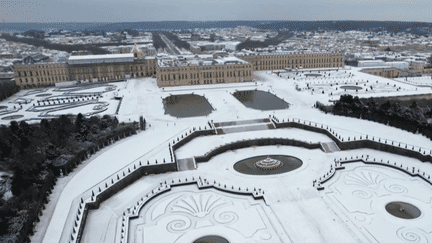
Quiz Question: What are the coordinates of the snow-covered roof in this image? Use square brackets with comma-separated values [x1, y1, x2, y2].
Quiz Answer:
[358, 60, 385, 64]
[130, 45, 141, 53]
[68, 53, 134, 60]
[360, 66, 399, 70]
[67, 53, 134, 65]
[214, 56, 248, 65]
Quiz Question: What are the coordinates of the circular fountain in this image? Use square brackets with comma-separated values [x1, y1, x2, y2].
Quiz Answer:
[193, 235, 229, 243]
[255, 156, 283, 170]
[385, 202, 421, 219]
[234, 155, 303, 175]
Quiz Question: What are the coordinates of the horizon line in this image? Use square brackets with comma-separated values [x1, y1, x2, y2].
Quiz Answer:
[2, 20, 432, 24]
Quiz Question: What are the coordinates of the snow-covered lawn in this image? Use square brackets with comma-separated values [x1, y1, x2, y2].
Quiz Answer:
[22, 68, 432, 243]
[0, 82, 124, 125]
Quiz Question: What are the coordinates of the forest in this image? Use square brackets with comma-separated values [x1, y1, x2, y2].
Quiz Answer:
[1, 34, 110, 55]
[0, 114, 137, 243]
[0, 82, 20, 102]
[151, 32, 167, 50]
[316, 94, 432, 139]
[161, 31, 191, 50]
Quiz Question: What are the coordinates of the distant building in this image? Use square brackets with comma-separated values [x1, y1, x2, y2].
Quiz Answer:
[409, 61, 427, 74]
[130, 44, 156, 58]
[213, 51, 229, 59]
[361, 67, 401, 79]
[198, 43, 225, 51]
[21, 54, 50, 64]
[385, 62, 409, 72]
[71, 50, 90, 56]
[0, 53, 14, 59]
[236, 36, 247, 42]
[190, 45, 201, 54]
[357, 60, 385, 68]
[191, 34, 200, 41]
[116, 44, 156, 58]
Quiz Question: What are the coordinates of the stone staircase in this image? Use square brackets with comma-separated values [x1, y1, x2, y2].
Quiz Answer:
[177, 158, 196, 171]
[320, 142, 341, 153]
[214, 118, 275, 135]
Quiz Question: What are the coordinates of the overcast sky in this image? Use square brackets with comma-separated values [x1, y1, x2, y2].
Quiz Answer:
[1, 0, 431, 22]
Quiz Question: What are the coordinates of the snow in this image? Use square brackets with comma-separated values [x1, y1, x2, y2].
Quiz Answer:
[67, 54, 134, 65]
[0, 82, 124, 125]
[68, 53, 134, 60]
[213, 55, 249, 64]
[175, 128, 334, 160]
[40, 124, 192, 243]
[16, 67, 432, 243]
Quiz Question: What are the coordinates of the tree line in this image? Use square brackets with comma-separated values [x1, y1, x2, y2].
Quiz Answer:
[161, 31, 191, 50]
[0, 82, 20, 102]
[151, 32, 167, 50]
[0, 114, 137, 243]
[316, 94, 432, 139]
[1, 34, 111, 55]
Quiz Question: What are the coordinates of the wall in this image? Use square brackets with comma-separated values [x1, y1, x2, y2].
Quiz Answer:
[362, 68, 401, 78]
[194, 137, 321, 163]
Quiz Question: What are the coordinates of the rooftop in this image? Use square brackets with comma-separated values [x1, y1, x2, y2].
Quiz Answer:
[214, 55, 249, 65]
[68, 53, 134, 61]
[67, 53, 135, 65]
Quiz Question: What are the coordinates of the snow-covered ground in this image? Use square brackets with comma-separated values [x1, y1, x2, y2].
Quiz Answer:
[394, 76, 432, 87]
[21, 68, 432, 243]
[0, 82, 125, 125]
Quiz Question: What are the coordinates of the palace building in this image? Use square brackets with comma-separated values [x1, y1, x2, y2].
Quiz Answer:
[240, 51, 345, 70]
[156, 54, 254, 87]
[13, 51, 344, 88]
[14, 63, 69, 87]
[14, 53, 157, 88]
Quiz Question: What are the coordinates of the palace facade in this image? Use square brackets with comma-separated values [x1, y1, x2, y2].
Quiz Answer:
[14, 63, 69, 87]
[14, 51, 344, 88]
[14, 54, 156, 88]
[240, 52, 345, 70]
[156, 55, 254, 87]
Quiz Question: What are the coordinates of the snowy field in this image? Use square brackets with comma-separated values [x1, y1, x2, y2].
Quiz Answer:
[274, 67, 432, 100]
[394, 76, 432, 87]
[19, 67, 432, 243]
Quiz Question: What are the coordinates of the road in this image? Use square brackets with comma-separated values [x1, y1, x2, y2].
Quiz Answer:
[159, 34, 181, 55]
